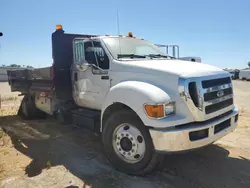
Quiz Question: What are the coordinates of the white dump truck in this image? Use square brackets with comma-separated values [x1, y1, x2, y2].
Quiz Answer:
[7, 25, 239, 175]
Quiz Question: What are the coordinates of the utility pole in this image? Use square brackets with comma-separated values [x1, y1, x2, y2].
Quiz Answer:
[0, 32, 3, 106]
[0, 32, 2, 48]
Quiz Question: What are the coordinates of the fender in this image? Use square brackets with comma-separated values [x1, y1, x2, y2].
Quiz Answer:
[101, 81, 171, 131]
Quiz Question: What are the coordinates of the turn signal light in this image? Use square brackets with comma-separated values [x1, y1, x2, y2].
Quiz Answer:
[144, 104, 165, 118]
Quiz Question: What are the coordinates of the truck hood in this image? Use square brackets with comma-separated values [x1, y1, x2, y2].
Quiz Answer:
[115, 59, 226, 78]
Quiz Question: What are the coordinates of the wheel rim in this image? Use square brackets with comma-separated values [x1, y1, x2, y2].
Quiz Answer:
[112, 123, 146, 164]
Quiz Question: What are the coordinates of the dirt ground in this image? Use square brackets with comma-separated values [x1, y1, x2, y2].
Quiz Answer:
[0, 81, 250, 188]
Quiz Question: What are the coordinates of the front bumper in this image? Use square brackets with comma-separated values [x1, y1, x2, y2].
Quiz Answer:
[149, 107, 239, 153]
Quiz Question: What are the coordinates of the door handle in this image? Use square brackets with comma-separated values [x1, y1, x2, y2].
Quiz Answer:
[74, 72, 78, 81]
[101, 76, 109, 80]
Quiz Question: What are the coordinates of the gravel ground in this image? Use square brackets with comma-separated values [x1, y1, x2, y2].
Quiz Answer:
[0, 80, 250, 188]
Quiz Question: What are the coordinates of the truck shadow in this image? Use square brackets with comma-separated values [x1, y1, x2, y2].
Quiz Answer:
[1, 115, 250, 188]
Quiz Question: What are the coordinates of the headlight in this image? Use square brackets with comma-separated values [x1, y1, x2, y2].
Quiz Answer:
[165, 102, 175, 116]
[144, 102, 175, 119]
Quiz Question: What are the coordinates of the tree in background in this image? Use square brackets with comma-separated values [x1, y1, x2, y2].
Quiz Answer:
[0, 64, 33, 68]
[9, 64, 21, 67]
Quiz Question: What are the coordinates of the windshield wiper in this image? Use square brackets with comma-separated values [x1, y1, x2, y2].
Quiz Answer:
[117, 54, 146, 59]
[147, 54, 175, 59]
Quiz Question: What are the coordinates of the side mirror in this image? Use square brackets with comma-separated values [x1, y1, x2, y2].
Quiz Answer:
[79, 60, 91, 71]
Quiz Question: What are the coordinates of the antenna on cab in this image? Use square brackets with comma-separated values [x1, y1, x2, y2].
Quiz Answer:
[116, 10, 120, 36]
[116, 10, 122, 56]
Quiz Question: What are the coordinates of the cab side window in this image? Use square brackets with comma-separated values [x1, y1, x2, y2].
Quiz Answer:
[84, 41, 97, 65]
[84, 41, 110, 69]
[74, 40, 85, 65]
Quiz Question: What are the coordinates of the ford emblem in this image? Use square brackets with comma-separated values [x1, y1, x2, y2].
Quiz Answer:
[217, 90, 224, 97]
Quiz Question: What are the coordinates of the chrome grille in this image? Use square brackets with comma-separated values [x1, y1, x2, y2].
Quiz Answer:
[202, 77, 233, 114]
[202, 77, 231, 88]
[179, 74, 235, 121]
[204, 87, 232, 102]
[205, 98, 233, 114]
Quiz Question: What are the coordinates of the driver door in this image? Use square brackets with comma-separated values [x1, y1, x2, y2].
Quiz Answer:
[72, 39, 110, 110]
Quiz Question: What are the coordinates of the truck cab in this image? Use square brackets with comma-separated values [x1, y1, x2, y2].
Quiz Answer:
[7, 25, 239, 175]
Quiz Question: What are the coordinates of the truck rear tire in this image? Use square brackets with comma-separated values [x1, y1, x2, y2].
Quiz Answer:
[102, 110, 163, 175]
[18, 95, 46, 120]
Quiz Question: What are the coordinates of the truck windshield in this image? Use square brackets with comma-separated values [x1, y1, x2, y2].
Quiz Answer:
[102, 37, 168, 59]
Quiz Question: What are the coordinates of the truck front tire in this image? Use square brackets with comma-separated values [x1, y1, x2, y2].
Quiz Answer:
[102, 110, 163, 175]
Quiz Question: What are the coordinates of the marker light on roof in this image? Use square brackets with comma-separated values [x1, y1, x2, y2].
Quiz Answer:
[127, 32, 133, 37]
[56, 24, 63, 30]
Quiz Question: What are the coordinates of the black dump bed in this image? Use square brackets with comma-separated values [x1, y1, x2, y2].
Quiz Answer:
[7, 67, 53, 93]
[7, 27, 98, 98]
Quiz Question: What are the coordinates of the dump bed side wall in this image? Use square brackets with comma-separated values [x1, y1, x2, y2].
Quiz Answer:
[7, 69, 31, 93]
[7, 67, 53, 93]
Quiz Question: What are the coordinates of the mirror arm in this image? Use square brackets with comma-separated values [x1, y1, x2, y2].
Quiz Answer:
[91, 63, 105, 72]
[82, 62, 105, 72]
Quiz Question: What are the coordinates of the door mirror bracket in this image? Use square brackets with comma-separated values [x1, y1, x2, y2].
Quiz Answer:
[78, 60, 91, 71]
[79, 60, 107, 74]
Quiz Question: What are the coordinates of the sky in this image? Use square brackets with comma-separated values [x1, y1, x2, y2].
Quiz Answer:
[0, 0, 250, 69]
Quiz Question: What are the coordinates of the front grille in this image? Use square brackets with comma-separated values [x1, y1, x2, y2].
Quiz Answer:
[185, 76, 234, 119]
[202, 77, 233, 115]
[205, 98, 233, 114]
[202, 77, 231, 88]
[204, 87, 233, 101]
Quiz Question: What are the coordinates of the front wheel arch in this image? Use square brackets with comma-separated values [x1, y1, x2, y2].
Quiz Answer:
[101, 102, 140, 132]
[101, 81, 173, 131]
